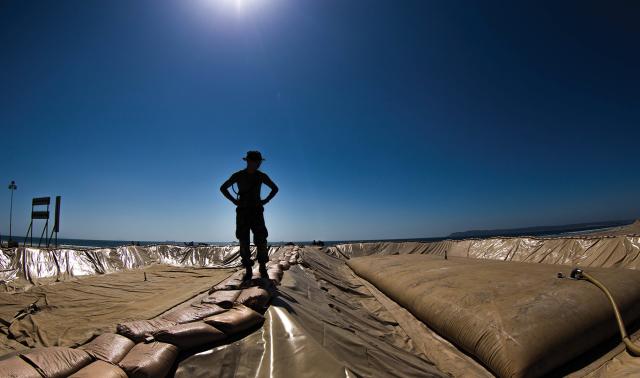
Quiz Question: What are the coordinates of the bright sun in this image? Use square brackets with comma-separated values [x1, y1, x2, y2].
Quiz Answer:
[215, 0, 259, 14]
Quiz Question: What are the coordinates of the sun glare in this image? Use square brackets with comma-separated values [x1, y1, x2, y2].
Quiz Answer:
[199, 0, 263, 16]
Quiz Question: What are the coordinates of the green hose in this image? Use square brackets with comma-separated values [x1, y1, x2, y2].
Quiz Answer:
[571, 268, 640, 356]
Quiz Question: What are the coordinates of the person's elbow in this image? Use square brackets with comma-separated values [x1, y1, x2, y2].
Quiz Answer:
[219, 184, 228, 193]
[272, 185, 279, 195]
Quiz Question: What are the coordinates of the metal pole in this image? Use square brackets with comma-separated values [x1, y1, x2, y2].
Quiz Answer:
[9, 188, 13, 240]
[8, 181, 17, 242]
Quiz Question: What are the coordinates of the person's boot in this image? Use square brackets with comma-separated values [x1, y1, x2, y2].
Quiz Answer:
[259, 263, 269, 279]
[242, 266, 253, 282]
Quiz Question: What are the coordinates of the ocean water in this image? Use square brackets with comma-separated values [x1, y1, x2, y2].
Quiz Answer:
[1, 219, 629, 249]
[0, 235, 231, 249]
[0, 235, 447, 249]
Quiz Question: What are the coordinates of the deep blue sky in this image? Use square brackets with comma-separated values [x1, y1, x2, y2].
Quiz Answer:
[1, 1, 639, 242]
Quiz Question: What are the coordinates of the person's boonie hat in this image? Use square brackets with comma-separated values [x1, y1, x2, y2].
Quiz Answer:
[243, 151, 265, 162]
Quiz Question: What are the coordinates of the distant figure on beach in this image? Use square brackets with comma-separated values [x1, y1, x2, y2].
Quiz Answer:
[220, 151, 279, 282]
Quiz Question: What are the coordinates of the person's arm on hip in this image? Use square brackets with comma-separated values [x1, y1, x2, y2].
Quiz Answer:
[220, 174, 239, 206]
[261, 174, 279, 205]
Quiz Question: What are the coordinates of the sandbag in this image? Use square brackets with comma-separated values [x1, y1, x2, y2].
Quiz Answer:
[201, 289, 241, 308]
[119, 342, 178, 378]
[203, 304, 264, 334]
[21, 347, 92, 378]
[0, 356, 41, 378]
[267, 268, 283, 283]
[209, 271, 244, 292]
[80, 333, 135, 364]
[347, 254, 640, 378]
[153, 322, 226, 350]
[116, 319, 176, 342]
[160, 303, 225, 323]
[236, 286, 271, 311]
[69, 360, 128, 378]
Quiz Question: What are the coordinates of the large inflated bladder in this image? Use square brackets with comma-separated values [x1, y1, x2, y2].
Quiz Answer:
[347, 254, 640, 378]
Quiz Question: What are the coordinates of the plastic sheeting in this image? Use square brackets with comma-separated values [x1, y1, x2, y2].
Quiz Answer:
[3, 237, 640, 377]
[175, 305, 352, 378]
[176, 247, 449, 378]
[347, 254, 640, 377]
[0, 245, 281, 290]
[331, 234, 640, 269]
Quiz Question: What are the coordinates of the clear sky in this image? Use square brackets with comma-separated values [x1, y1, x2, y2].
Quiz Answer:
[1, 1, 639, 242]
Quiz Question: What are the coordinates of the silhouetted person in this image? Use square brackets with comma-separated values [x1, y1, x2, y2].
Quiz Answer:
[220, 151, 279, 281]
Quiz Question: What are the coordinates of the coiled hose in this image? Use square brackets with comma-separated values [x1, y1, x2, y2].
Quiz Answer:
[571, 268, 640, 356]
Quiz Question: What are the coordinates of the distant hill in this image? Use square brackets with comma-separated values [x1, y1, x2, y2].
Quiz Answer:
[448, 219, 636, 239]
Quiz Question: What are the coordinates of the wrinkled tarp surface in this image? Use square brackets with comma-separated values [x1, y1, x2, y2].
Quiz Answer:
[176, 247, 462, 377]
[0, 245, 277, 290]
[331, 234, 640, 269]
[177, 247, 453, 378]
[3, 232, 640, 377]
[0, 248, 294, 378]
[0, 265, 233, 355]
[347, 254, 640, 377]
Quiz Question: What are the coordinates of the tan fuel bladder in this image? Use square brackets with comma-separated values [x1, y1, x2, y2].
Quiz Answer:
[347, 254, 640, 378]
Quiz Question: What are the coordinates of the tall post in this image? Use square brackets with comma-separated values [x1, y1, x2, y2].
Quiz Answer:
[8, 181, 17, 242]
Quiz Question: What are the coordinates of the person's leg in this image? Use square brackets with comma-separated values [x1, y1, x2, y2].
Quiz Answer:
[235, 208, 253, 280]
[252, 209, 269, 277]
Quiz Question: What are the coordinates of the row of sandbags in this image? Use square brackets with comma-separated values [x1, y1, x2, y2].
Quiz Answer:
[0, 248, 302, 377]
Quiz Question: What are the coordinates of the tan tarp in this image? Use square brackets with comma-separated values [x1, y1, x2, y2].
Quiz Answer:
[0, 264, 232, 354]
[347, 254, 640, 377]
